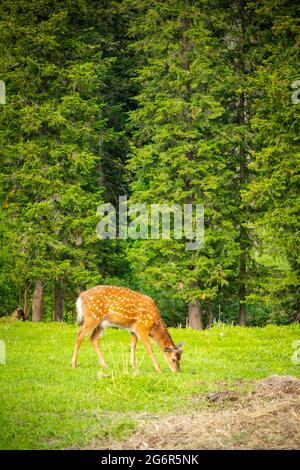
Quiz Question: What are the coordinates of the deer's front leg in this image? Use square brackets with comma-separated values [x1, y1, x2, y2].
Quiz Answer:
[136, 327, 162, 373]
[130, 332, 137, 369]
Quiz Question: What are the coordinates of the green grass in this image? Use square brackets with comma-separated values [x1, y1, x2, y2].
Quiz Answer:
[0, 319, 299, 449]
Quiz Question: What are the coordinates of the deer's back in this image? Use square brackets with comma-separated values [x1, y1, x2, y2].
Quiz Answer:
[80, 285, 160, 328]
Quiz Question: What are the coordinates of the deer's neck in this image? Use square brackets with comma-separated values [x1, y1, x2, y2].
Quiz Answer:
[150, 320, 175, 351]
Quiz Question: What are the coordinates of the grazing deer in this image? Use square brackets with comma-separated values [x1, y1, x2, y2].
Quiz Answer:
[11, 307, 26, 321]
[71, 285, 183, 373]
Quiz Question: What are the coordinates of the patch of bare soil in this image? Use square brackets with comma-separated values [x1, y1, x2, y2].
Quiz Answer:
[89, 375, 300, 450]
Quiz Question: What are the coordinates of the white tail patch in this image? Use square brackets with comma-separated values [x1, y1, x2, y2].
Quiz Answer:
[76, 296, 84, 325]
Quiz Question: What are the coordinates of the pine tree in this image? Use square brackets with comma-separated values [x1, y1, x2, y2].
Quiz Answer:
[126, 0, 242, 326]
[0, 0, 119, 319]
[244, 0, 300, 320]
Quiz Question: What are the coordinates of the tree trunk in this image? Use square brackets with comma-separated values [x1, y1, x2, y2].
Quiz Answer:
[23, 283, 31, 320]
[18, 285, 22, 307]
[54, 282, 63, 322]
[207, 303, 214, 328]
[188, 299, 203, 330]
[32, 280, 44, 322]
[239, 248, 247, 325]
[239, 300, 246, 326]
[181, 16, 202, 327]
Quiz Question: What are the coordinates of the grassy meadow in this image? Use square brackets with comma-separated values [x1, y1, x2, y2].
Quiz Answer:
[0, 319, 299, 450]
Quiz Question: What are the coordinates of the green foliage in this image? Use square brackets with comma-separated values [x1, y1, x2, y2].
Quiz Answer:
[124, 0, 300, 323]
[0, 0, 131, 313]
[126, 0, 242, 316]
[0, 0, 299, 324]
[244, 0, 300, 315]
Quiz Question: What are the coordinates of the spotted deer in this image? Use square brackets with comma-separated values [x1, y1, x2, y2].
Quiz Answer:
[71, 285, 183, 373]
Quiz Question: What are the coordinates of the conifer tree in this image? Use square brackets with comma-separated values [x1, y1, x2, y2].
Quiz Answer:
[126, 0, 241, 325]
[244, 0, 300, 320]
[0, 0, 120, 318]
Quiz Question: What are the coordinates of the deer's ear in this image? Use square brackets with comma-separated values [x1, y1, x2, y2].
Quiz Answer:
[164, 346, 173, 353]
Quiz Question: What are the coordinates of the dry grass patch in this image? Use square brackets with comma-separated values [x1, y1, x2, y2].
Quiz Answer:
[91, 375, 300, 450]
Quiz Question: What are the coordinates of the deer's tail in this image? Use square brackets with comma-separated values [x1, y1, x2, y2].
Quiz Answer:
[76, 296, 84, 325]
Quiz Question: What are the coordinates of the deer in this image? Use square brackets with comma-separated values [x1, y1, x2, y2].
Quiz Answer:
[71, 285, 183, 373]
[10, 307, 26, 321]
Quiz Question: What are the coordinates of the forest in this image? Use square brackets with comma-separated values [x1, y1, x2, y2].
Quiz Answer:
[0, 0, 299, 328]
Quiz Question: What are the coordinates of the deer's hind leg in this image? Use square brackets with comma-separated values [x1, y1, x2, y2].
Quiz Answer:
[130, 332, 138, 369]
[71, 321, 96, 368]
[90, 325, 108, 368]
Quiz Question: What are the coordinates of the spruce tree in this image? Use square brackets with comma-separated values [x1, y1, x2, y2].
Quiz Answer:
[0, 0, 118, 318]
[244, 0, 300, 320]
[126, 0, 241, 326]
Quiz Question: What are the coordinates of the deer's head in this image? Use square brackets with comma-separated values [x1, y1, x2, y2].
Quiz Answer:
[163, 341, 184, 372]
